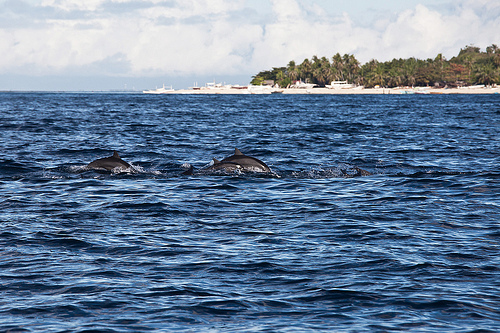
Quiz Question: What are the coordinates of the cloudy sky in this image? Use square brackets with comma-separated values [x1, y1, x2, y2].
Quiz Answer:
[1, 0, 499, 91]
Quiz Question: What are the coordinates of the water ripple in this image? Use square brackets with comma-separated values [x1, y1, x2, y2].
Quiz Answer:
[0, 93, 499, 332]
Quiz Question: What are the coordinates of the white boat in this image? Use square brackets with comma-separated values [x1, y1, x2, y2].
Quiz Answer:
[247, 85, 272, 94]
[190, 81, 235, 91]
[291, 80, 316, 89]
[326, 81, 355, 89]
[414, 87, 430, 94]
[205, 81, 223, 89]
[400, 87, 430, 94]
[190, 82, 201, 90]
[231, 84, 248, 90]
[143, 84, 175, 94]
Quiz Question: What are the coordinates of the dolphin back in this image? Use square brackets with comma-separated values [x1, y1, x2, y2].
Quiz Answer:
[184, 149, 272, 175]
[87, 151, 132, 171]
[221, 148, 271, 173]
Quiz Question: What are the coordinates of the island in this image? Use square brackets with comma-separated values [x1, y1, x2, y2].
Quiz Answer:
[143, 45, 500, 95]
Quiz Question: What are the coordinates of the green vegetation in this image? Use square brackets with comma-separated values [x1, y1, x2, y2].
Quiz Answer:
[251, 45, 500, 88]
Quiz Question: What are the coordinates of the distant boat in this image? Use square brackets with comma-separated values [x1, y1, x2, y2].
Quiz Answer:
[231, 85, 248, 90]
[190, 81, 239, 91]
[291, 80, 316, 89]
[189, 82, 201, 90]
[326, 81, 355, 89]
[143, 84, 175, 94]
[205, 81, 223, 89]
[401, 87, 430, 94]
[247, 85, 272, 94]
[414, 87, 430, 94]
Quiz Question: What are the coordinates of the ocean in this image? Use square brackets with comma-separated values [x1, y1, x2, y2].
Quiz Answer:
[1, 92, 499, 332]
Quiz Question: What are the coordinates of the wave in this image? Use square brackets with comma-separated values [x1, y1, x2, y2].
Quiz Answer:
[2, 160, 497, 182]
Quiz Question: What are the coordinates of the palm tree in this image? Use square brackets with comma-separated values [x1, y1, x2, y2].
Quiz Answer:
[486, 44, 498, 54]
[298, 58, 312, 83]
[463, 54, 475, 84]
[332, 53, 344, 81]
[320, 57, 333, 84]
[286, 60, 298, 82]
[373, 63, 386, 87]
[403, 58, 418, 86]
[345, 54, 360, 83]
[434, 53, 445, 83]
[475, 64, 498, 85]
[487, 44, 500, 67]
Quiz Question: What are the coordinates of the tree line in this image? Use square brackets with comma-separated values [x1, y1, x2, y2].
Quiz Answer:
[250, 45, 500, 88]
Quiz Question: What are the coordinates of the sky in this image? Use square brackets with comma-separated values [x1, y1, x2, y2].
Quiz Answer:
[0, 0, 499, 91]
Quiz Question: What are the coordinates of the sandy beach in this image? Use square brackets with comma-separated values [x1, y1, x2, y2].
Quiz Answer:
[146, 86, 500, 95]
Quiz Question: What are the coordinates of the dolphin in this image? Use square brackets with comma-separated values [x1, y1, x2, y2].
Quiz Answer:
[339, 165, 372, 177]
[354, 166, 372, 176]
[182, 148, 272, 175]
[219, 148, 271, 173]
[86, 151, 132, 171]
[206, 158, 244, 173]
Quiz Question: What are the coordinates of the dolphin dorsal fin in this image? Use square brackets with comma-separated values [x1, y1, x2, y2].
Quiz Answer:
[234, 148, 243, 155]
[182, 165, 194, 176]
[113, 151, 120, 158]
[213, 158, 221, 164]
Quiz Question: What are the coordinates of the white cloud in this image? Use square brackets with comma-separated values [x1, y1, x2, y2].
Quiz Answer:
[371, 1, 500, 61]
[0, 0, 498, 83]
[39, 0, 102, 11]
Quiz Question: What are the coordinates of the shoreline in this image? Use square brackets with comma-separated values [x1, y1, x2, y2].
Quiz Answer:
[147, 86, 500, 95]
[2, 87, 498, 95]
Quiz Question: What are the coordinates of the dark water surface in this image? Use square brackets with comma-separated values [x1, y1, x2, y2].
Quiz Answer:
[1, 92, 499, 332]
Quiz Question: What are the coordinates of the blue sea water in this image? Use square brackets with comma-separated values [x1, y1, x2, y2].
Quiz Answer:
[0, 92, 499, 332]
